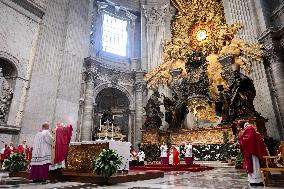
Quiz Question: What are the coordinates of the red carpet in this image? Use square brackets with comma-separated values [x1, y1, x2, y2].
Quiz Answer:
[130, 164, 214, 172]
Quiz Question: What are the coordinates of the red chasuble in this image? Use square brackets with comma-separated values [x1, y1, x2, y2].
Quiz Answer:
[239, 125, 268, 173]
[173, 147, 180, 165]
[54, 125, 73, 164]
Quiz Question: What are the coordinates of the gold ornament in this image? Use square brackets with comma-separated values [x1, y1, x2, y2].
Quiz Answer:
[144, 0, 264, 122]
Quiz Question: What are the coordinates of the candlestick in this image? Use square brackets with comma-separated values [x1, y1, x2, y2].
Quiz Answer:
[104, 128, 108, 140]
[111, 123, 114, 140]
[98, 133, 101, 141]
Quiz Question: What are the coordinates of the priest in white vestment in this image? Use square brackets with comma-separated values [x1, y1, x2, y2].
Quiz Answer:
[29, 123, 54, 183]
[184, 141, 193, 165]
[160, 142, 168, 164]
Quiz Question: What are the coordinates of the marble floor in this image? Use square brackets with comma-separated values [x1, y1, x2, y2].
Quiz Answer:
[0, 168, 283, 189]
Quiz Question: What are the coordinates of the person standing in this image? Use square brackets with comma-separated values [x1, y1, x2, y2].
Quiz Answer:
[184, 141, 193, 165]
[138, 150, 145, 166]
[50, 123, 73, 172]
[173, 145, 180, 165]
[160, 142, 168, 164]
[238, 121, 268, 186]
[29, 123, 54, 183]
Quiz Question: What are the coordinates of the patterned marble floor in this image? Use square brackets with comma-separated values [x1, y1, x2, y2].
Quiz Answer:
[0, 168, 283, 189]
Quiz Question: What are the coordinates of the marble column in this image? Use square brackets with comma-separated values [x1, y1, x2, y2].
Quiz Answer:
[259, 29, 284, 139]
[267, 44, 284, 125]
[128, 110, 135, 144]
[81, 63, 97, 141]
[141, 1, 172, 71]
[134, 72, 146, 147]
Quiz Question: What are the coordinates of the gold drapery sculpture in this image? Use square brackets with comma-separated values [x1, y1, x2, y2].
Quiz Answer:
[144, 0, 264, 122]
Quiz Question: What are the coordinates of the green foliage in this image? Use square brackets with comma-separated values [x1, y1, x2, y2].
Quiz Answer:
[235, 150, 243, 169]
[223, 131, 231, 160]
[3, 153, 29, 173]
[92, 149, 122, 178]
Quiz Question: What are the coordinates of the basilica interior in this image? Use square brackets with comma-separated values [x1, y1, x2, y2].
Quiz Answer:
[0, 0, 284, 188]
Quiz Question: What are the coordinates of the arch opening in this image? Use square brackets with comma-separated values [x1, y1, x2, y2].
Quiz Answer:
[93, 87, 131, 140]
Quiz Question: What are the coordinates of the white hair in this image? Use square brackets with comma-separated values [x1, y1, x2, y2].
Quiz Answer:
[244, 122, 250, 128]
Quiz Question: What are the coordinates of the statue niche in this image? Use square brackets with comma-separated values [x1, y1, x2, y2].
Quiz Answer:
[0, 67, 14, 124]
[215, 63, 257, 123]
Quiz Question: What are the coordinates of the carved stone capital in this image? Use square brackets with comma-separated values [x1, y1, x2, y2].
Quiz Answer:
[83, 61, 97, 83]
[142, 3, 171, 26]
[258, 27, 284, 64]
[135, 82, 146, 92]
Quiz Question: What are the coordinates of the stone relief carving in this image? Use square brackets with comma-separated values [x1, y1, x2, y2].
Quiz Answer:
[0, 68, 13, 124]
[83, 62, 98, 83]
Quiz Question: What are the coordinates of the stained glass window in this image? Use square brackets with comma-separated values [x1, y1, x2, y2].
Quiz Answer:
[102, 13, 128, 57]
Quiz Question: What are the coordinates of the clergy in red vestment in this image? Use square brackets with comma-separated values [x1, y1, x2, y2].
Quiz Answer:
[173, 145, 180, 165]
[49, 122, 73, 171]
[168, 145, 180, 165]
[238, 121, 268, 186]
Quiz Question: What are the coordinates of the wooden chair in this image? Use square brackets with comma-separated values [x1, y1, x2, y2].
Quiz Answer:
[260, 141, 284, 186]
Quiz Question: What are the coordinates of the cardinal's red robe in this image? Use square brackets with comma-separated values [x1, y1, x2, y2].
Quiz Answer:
[239, 125, 268, 173]
[53, 125, 73, 164]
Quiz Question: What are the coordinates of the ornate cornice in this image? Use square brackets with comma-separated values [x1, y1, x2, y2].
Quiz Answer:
[84, 56, 136, 85]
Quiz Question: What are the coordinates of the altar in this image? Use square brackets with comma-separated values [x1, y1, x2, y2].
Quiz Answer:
[67, 140, 131, 172]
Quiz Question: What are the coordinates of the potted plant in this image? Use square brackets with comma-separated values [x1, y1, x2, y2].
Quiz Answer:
[223, 131, 231, 163]
[92, 149, 122, 184]
[3, 153, 29, 176]
[235, 150, 243, 169]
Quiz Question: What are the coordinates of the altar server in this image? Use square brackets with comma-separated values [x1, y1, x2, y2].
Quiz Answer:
[239, 121, 268, 186]
[50, 122, 73, 171]
[160, 142, 168, 164]
[138, 150, 145, 166]
[184, 141, 193, 165]
[29, 123, 54, 183]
